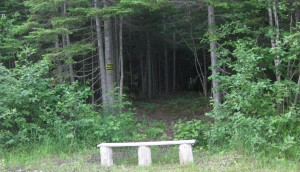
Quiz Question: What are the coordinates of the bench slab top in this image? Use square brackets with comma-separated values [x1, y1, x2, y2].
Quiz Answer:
[97, 140, 196, 147]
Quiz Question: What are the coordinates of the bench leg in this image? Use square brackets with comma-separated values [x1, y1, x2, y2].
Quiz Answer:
[179, 144, 193, 165]
[138, 146, 152, 166]
[100, 146, 113, 166]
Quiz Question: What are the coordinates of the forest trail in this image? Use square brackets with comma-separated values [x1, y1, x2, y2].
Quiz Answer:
[134, 92, 211, 138]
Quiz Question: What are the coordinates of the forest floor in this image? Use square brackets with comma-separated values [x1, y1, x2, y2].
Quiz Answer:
[134, 92, 211, 139]
[2, 92, 300, 171]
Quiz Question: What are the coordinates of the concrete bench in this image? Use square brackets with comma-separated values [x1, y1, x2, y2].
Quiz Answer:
[97, 140, 196, 166]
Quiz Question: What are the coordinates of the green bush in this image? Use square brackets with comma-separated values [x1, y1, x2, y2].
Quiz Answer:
[206, 39, 300, 158]
[173, 119, 207, 146]
[0, 60, 138, 150]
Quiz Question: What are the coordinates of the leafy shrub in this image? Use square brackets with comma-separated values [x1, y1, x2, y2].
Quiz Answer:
[0, 60, 138, 150]
[206, 39, 300, 158]
[173, 119, 207, 145]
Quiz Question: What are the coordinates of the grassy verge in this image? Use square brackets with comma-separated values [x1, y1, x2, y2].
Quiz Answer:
[1, 94, 299, 171]
[1, 145, 299, 172]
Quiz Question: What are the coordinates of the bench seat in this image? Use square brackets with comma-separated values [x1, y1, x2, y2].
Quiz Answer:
[97, 140, 196, 166]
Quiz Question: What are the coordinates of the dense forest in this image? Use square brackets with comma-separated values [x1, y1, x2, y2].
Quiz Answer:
[0, 0, 300, 170]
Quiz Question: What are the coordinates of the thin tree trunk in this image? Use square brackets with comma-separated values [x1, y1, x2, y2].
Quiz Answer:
[164, 46, 168, 95]
[91, 48, 95, 104]
[54, 36, 63, 83]
[296, 5, 300, 23]
[119, 16, 124, 100]
[128, 26, 133, 89]
[164, 20, 168, 95]
[140, 50, 145, 96]
[91, 19, 95, 104]
[203, 48, 208, 97]
[66, 32, 74, 83]
[268, 6, 276, 48]
[294, 74, 300, 106]
[63, 1, 74, 83]
[129, 57, 133, 87]
[173, 32, 176, 93]
[104, 0, 115, 107]
[273, 0, 281, 82]
[152, 56, 155, 96]
[294, 2, 300, 106]
[114, 17, 120, 86]
[194, 50, 206, 96]
[268, 1, 281, 82]
[94, 0, 108, 105]
[294, 4, 300, 106]
[208, 4, 221, 107]
[158, 54, 162, 94]
[146, 31, 152, 99]
[269, 0, 282, 111]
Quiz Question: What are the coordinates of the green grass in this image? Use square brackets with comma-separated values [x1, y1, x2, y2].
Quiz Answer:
[2, 145, 299, 172]
[2, 93, 299, 171]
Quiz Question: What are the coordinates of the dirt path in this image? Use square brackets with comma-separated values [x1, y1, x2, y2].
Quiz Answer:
[134, 92, 211, 138]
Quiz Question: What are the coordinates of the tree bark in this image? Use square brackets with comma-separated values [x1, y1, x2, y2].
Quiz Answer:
[273, 0, 281, 82]
[63, 1, 74, 83]
[119, 16, 124, 100]
[164, 45, 168, 95]
[104, 0, 115, 107]
[140, 49, 146, 96]
[208, 4, 221, 107]
[268, 0, 282, 111]
[146, 31, 152, 99]
[173, 32, 176, 93]
[295, 4, 300, 106]
[91, 45, 95, 104]
[114, 17, 120, 86]
[295, 3, 300, 23]
[294, 74, 300, 106]
[203, 48, 208, 97]
[54, 36, 63, 84]
[268, 1, 281, 82]
[158, 53, 162, 94]
[94, 0, 108, 105]
[164, 19, 168, 95]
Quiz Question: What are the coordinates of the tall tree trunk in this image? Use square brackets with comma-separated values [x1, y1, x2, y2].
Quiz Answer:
[164, 46, 168, 95]
[146, 31, 152, 99]
[203, 48, 208, 97]
[268, 6, 276, 47]
[194, 50, 206, 96]
[129, 56, 133, 87]
[114, 17, 120, 86]
[128, 26, 133, 89]
[268, 1, 281, 82]
[273, 0, 281, 82]
[173, 32, 176, 93]
[91, 19, 95, 104]
[119, 16, 124, 100]
[140, 49, 145, 96]
[91, 47, 95, 104]
[208, 4, 221, 107]
[294, 3, 300, 106]
[94, 0, 108, 105]
[294, 73, 300, 106]
[295, 3, 300, 23]
[152, 57, 156, 96]
[104, 0, 115, 107]
[158, 54, 162, 94]
[63, 1, 74, 83]
[164, 20, 168, 95]
[54, 36, 63, 83]
[268, 0, 282, 111]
